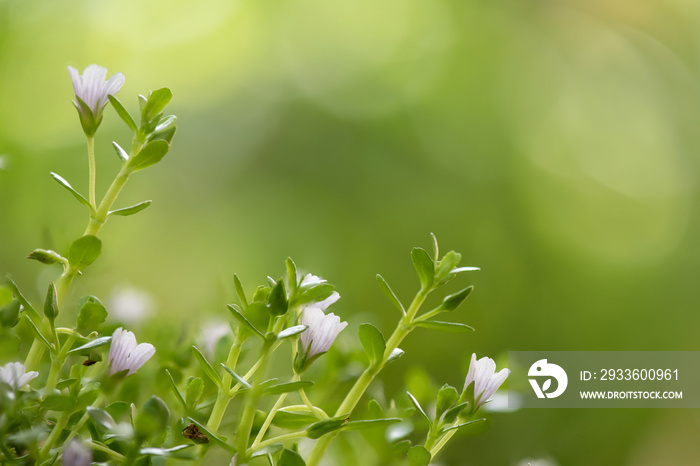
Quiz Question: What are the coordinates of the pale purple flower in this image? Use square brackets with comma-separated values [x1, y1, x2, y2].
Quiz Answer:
[464, 353, 510, 410]
[67, 64, 124, 117]
[108, 327, 155, 376]
[62, 439, 92, 466]
[300, 307, 348, 359]
[311, 291, 340, 311]
[0, 362, 38, 389]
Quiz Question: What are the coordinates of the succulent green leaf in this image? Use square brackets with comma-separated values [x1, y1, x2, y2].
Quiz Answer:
[406, 391, 431, 426]
[411, 248, 434, 289]
[185, 376, 204, 409]
[267, 279, 288, 316]
[279, 449, 306, 466]
[306, 415, 349, 439]
[278, 325, 307, 340]
[68, 235, 102, 269]
[430, 232, 439, 260]
[414, 320, 474, 333]
[50, 172, 92, 211]
[112, 141, 130, 162]
[436, 384, 459, 418]
[358, 323, 386, 367]
[142, 88, 173, 123]
[76, 295, 107, 334]
[43, 394, 76, 412]
[22, 314, 53, 352]
[68, 336, 111, 354]
[271, 409, 317, 430]
[220, 363, 250, 389]
[386, 347, 405, 365]
[165, 369, 187, 411]
[442, 401, 469, 424]
[87, 406, 117, 430]
[376, 274, 405, 315]
[227, 304, 264, 339]
[6, 275, 40, 322]
[435, 251, 461, 281]
[0, 299, 21, 327]
[192, 346, 222, 388]
[136, 396, 170, 437]
[55, 378, 78, 390]
[232, 274, 248, 310]
[286, 257, 298, 295]
[296, 283, 334, 306]
[108, 95, 138, 133]
[407, 445, 431, 466]
[77, 382, 100, 408]
[128, 140, 170, 172]
[439, 286, 474, 312]
[109, 200, 152, 217]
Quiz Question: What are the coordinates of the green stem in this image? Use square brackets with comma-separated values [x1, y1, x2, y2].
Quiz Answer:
[251, 390, 290, 447]
[87, 135, 96, 209]
[305, 288, 429, 466]
[44, 335, 76, 394]
[38, 410, 71, 460]
[207, 336, 243, 432]
[247, 431, 307, 456]
[428, 429, 456, 458]
[86, 440, 126, 461]
[300, 387, 327, 419]
[236, 343, 272, 463]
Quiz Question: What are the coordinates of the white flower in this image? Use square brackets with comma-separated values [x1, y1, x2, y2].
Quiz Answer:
[463, 353, 510, 410]
[62, 440, 92, 466]
[0, 362, 38, 389]
[108, 327, 155, 376]
[300, 307, 348, 359]
[68, 64, 124, 117]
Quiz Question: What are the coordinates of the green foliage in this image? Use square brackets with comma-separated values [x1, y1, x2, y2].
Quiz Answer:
[128, 140, 170, 172]
[407, 445, 431, 466]
[411, 248, 434, 289]
[358, 323, 386, 367]
[76, 295, 107, 334]
[68, 235, 102, 269]
[109, 200, 152, 217]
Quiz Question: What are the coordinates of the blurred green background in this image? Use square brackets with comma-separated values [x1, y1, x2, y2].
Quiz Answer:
[2, 0, 700, 464]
